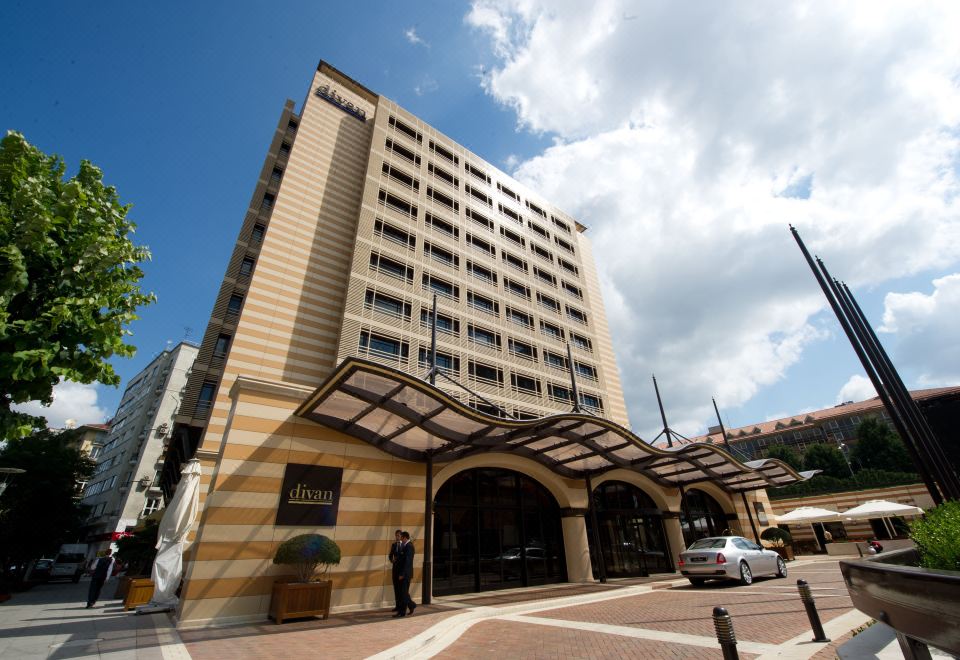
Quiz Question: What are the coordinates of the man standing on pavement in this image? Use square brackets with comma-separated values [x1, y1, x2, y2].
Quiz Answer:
[86, 549, 115, 608]
[393, 531, 416, 617]
[388, 529, 402, 615]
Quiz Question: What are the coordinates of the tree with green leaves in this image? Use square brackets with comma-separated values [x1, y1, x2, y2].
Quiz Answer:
[851, 417, 914, 473]
[802, 442, 851, 479]
[0, 131, 155, 439]
[0, 428, 95, 578]
[764, 443, 802, 470]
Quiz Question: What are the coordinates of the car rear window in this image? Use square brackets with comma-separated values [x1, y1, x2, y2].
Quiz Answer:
[688, 538, 727, 550]
[55, 554, 84, 563]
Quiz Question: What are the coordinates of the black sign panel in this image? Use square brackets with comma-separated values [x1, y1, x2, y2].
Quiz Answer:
[275, 464, 343, 527]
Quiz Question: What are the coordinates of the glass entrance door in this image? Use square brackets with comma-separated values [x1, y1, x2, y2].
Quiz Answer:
[588, 480, 673, 577]
[433, 468, 566, 596]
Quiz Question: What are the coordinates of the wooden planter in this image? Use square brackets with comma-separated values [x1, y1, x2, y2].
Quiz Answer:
[269, 580, 333, 624]
[123, 579, 155, 610]
[113, 575, 148, 600]
[840, 548, 960, 655]
[771, 546, 795, 561]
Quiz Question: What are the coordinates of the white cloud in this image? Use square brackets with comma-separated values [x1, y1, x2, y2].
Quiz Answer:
[467, 1, 960, 438]
[413, 75, 439, 96]
[837, 374, 877, 404]
[404, 27, 429, 48]
[880, 273, 960, 386]
[12, 379, 110, 429]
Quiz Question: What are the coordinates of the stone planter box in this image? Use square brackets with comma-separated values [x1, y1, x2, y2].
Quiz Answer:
[840, 548, 960, 656]
[123, 578, 155, 611]
[770, 546, 794, 561]
[269, 580, 333, 624]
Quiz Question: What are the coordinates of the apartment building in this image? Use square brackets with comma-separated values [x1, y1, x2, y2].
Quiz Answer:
[161, 61, 806, 627]
[80, 342, 197, 557]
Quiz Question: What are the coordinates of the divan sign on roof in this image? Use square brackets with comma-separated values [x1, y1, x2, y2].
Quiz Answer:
[315, 84, 367, 121]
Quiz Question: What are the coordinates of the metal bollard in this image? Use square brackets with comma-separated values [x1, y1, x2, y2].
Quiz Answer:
[797, 579, 830, 642]
[712, 606, 740, 660]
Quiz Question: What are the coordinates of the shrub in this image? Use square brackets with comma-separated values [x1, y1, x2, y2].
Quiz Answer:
[760, 527, 792, 547]
[910, 501, 960, 572]
[273, 534, 341, 582]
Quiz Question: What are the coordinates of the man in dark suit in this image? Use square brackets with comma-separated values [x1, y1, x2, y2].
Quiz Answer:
[86, 549, 115, 608]
[387, 529, 402, 615]
[394, 531, 416, 617]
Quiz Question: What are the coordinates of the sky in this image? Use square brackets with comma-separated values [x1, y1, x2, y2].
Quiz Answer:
[4, 1, 960, 441]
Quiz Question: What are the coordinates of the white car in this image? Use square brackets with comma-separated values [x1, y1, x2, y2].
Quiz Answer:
[678, 536, 787, 586]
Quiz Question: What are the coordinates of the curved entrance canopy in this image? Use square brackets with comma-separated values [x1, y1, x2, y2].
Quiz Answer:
[295, 358, 813, 493]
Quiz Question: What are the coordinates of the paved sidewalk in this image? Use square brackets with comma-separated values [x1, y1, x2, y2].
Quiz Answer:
[0, 578, 185, 659]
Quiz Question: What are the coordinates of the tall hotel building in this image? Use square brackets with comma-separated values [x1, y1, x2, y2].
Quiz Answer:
[163, 62, 804, 627]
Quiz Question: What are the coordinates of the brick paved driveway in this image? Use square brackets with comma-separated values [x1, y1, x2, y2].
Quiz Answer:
[181, 558, 861, 660]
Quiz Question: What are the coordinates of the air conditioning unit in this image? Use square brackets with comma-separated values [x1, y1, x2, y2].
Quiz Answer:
[138, 476, 152, 489]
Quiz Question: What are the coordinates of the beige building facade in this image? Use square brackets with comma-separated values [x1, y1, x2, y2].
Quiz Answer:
[166, 62, 803, 628]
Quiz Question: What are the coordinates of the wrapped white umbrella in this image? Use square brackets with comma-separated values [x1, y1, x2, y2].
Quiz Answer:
[137, 459, 202, 613]
[842, 499, 924, 539]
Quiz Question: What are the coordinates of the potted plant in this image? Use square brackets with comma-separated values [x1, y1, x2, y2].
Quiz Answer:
[268, 534, 341, 624]
[760, 527, 794, 561]
[840, 501, 960, 656]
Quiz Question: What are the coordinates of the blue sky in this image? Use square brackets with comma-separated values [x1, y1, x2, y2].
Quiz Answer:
[5, 2, 960, 440]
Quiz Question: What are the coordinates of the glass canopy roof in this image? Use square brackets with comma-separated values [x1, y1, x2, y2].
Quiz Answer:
[295, 358, 813, 492]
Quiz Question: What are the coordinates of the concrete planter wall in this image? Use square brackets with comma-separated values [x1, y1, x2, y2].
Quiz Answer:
[840, 548, 960, 655]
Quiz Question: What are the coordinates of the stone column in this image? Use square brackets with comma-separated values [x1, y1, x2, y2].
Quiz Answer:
[560, 511, 594, 582]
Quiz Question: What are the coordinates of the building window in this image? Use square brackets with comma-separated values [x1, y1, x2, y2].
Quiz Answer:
[466, 208, 494, 231]
[270, 167, 283, 185]
[526, 201, 547, 218]
[531, 244, 553, 262]
[498, 203, 522, 224]
[227, 293, 244, 316]
[468, 361, 503, 385]
[562, 281, 582, 299]
[213, 334, 230, 357]
[422, 273, 459, 300]
[467, 291, 499, 316]
[543, 351, 567, 369]
[566, 306, 588, 325]
[502, 251, 528, 273]
[142, 498, 162, 517]
[552, 216, 572, 234]
[378, 189, 418, 217]
[540, 321, 564, 341]
[468, 324, 501, 349]
[508, 339, 537, 361]
[511, 373, 541, 394]
[197, 381, 217, 414]
[465, 184, 492, 206]
[389, 115, 423, 143]
[506, 307, 533, 329]
[370, 253, 414, 282]
[466, 261, 496, 285]
[466, 163, 491, 184]
[537, 293, 561, 314]
[418, 348, 459, 374]
[427, 163, 459, 188]
[424, 242, 459, 269]
[427, 186, 459, 212]
[548, 383, 573, 403]
[251, 223, 265, 244]
[239, 257, 255, 277]
[570, 333, 592, 352]
[359, 330, 409, 360]
[575, 362, 598, 380]
[500, 226, 525, 247]
[365, 289, 412, 319]
[279, 142, 291, 157]
[466, 233, 495, 256]
[497, 182, 520, 201]
[374, 219, 416, 249]
[533, 267, 556, 287]
[385, 138, 421, 166]
[554, 236, 575, 254]
[504, 278, 531, 300]
[429, 140, 459, 165]
[558, 258, 579, 276]
[420, 309, 460, 335]
[382, 162, 420, 191]
[261, 193, 274, 210]
[425, 213, 459, 239]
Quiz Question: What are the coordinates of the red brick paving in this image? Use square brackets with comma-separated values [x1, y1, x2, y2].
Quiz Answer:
[181, 605, 459, 660]
[434, 620, 759, 660]
[532, 562, 853, 645]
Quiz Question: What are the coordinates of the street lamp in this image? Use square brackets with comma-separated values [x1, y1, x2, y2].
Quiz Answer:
[0, 467, 26, 497]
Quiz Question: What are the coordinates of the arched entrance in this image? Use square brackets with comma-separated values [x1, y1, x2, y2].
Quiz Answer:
[432, 468, 567, 596]
[587, 480, 672, 576]
[680, 488, 730, 546]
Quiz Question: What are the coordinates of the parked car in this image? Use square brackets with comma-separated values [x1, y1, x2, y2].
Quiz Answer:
[49, 544, 89, 583]
[27, 558, 54, 581]
[678, 536, 787, 586]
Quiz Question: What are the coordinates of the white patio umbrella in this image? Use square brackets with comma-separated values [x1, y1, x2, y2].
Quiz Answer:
[138, 459, 202, 613]
[776, 507, 842, 552]
[775, 506, 842, 523]
[842, 500, 924, 538]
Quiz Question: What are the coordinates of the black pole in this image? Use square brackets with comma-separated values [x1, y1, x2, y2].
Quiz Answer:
[429, 294, 438, 386]
[712, 607, 740, 660]
[797, 579, 830, 642]
[835, 278, 960, 499]
[422, 453, 433, 605]
[653, 375, 673, 447]
[790, 227, 943, 504]
[712, 398, 760, 543]
[585, 473, 606, 583]
[824, 268, 954, 501]
[678, 483, 694, 546]
[567, 343, 582, 413]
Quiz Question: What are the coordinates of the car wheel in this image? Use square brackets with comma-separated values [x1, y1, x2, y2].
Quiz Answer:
[739, 561, 753, 585]
[776, 557, 787, 578]
[688, 578, 706, 586]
